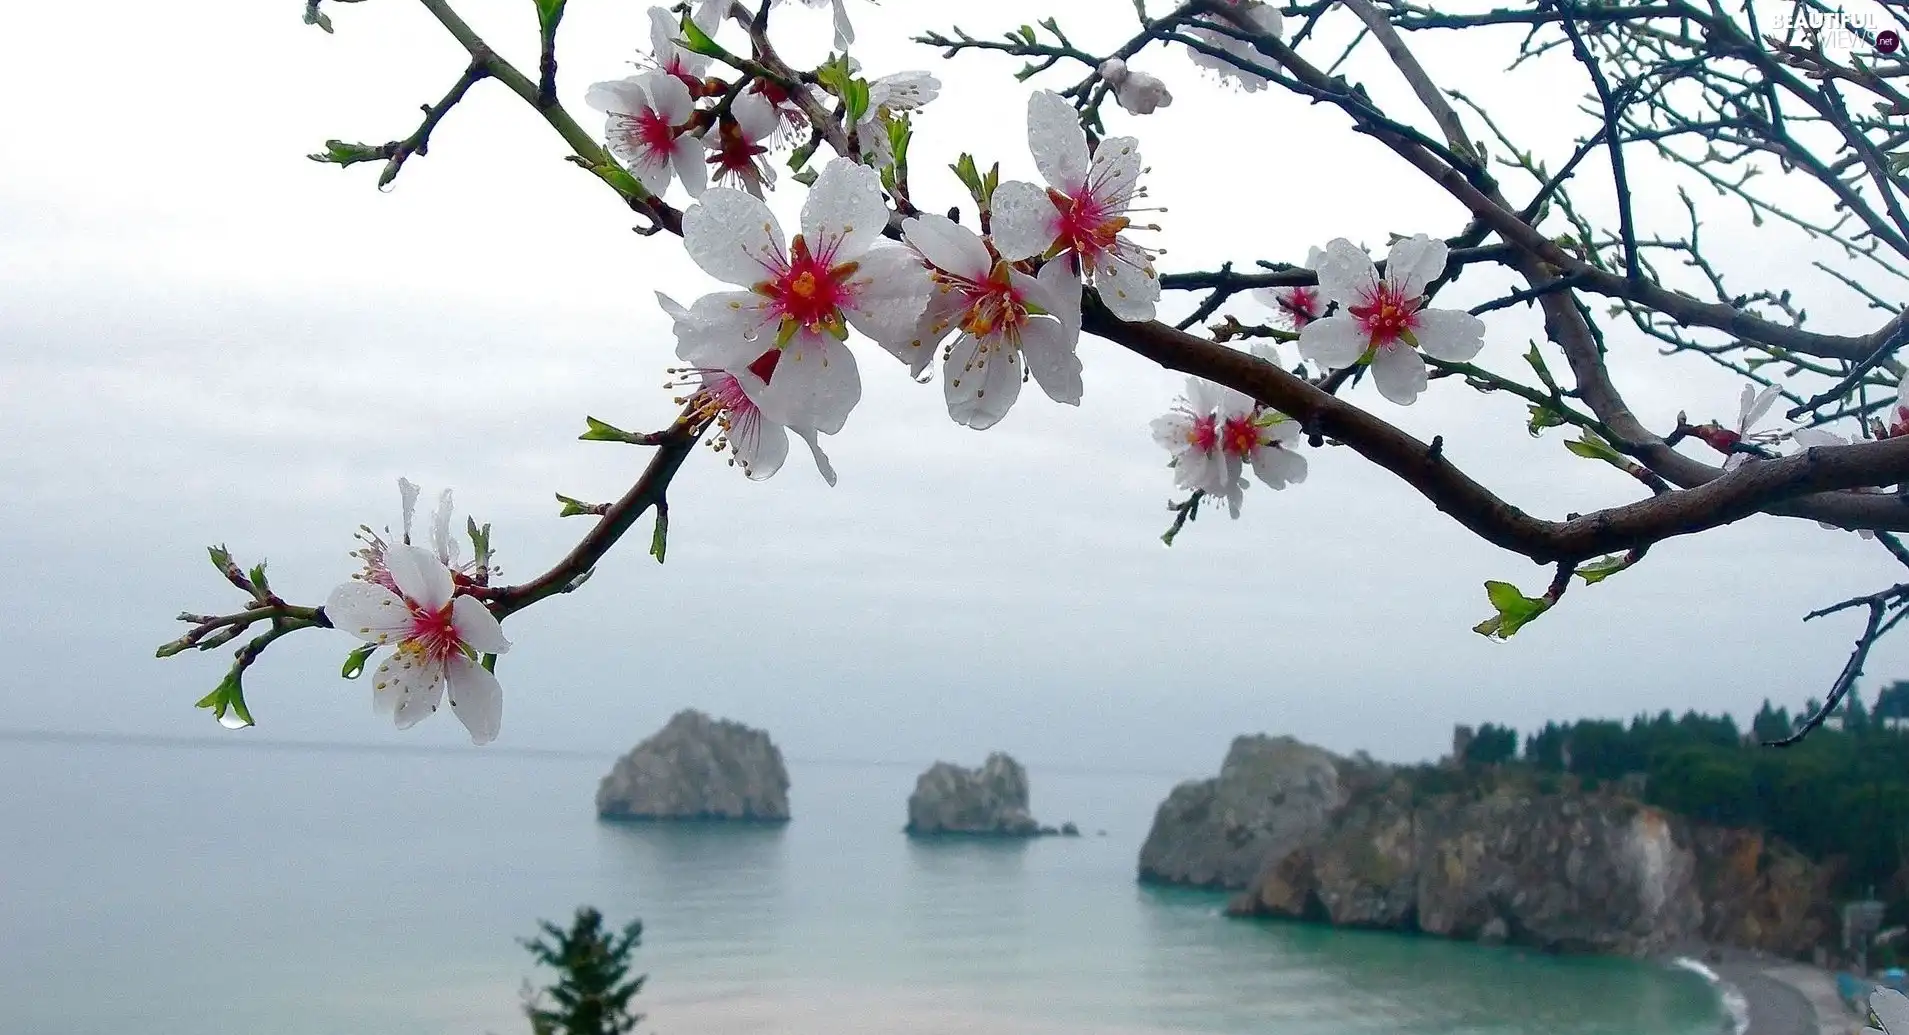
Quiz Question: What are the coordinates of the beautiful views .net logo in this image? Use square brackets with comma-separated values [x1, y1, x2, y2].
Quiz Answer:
[1769, 5, 1899, 54]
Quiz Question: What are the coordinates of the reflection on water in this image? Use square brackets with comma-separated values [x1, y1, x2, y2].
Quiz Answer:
[0, 738, 1727, 1035]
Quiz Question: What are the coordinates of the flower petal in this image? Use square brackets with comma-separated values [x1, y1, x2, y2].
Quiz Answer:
[945, 334, 1024, 430]
[643, 71, 692, 125]
[1094, 247, 1159, 322]
[903, 213, 992, 281]
[1412, 307, 1486, 362]
[990, 180, 1062, 261]
[325, 581, 413, 645]
[753, 331, 861, 435]
[1087, 136, 1143, 209]
[1019, 317, 1083, 406]
[449, 595, 511, 655]
[893, 285, 965, 376]
[671, 138, 708, 198]
[1032, 259, 1083, 342]
[1027, 90, 1090, 194]
[1792, 427, 1847, 449]
[1369, 343, 1429, 405]
[1314, 238, 1378, 308]
[794, 427, 839, 486]
[683, 189, 787, 287]
[841, 245, 934, 349]
[1383, 234, 1447, 299]
[1297, 314, 1368, 371]
[674, 291, 778, 369]
[386, 543, 453, 611]
[801, 158, 890, 264]
[734, 413, 792, 480]
[371, 646, 444, 730]
[1251, 444, 1307, 489]
[585, 77, 648, 115]
[444, 654, 502, 745]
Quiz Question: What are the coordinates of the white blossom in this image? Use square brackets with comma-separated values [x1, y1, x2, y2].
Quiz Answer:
[325, 543, 511, 744]
[1097, 58, 1173, 116]
[585, 73, 707, 200]
[1183, 0, 1285, 92]
[659, 292, 838, 484]
[1151, 377, 1238, 506]
[1251, 246, 1327, 331]
[900, 212, 1083, 429]
[992, 90, 1160, 322]
[670, 158, 931, 433]
[702, 91, 780, 198]
[1297, 235, 1486, 405]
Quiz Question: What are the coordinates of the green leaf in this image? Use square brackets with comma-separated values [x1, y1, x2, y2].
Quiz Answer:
[1527, 403, 1566, 437]
[1564, 430, 1625, 464]
[650, 508, 669, 564]
[1524, 343, 1559, 394]
[341, 644, 377, 680]
[208, 544, 234, 572]
[843, 79, 871, 126]
[248, 562, 271, 595]
[585, 161, 653, 203]
[580, 415, 636, 442]
[788, 139, 818, 173]
[1574, 554, 1630, 585]
[791, 167, 819, 187]
[195, 671, 256, 730]
[308, 139, 387, 167]
[676, 10, 727, 57]
[1472, 580, 1550, 640]
[467, 518, 492, 569]
[555, 493, 599, 518]
[534, 0, 565, 32]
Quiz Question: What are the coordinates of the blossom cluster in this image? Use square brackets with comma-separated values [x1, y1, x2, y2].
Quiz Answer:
[648, 70, 1163, 478]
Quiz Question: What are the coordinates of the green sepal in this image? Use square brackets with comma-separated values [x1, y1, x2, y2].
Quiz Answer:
[1527, 403, 1566, 437]
[650, 509, 669, 564]
[341, 643, 377, 680]
[195, 670, 256, 730]
[1564, 430, 1626, 464]
[1524, 343, 1560, 394]
[1574, 554, 1629, 585]
[308, 139, 386, 167]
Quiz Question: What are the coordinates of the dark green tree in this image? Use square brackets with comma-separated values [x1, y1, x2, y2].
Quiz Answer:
[1876, 681, 1909, 723]
[520, 907, 647, 1035]
[1751, 700, 1792, 743]
[1465, 723, 1519, 766]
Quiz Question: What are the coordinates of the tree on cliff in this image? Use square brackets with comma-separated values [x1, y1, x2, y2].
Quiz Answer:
[520, 907, 648, 1035]
[156, 0, 1909, 749]
[1463, 723, 1518, 766]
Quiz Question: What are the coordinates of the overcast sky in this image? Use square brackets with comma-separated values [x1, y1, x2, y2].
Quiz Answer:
[1, 0, 1901, 776]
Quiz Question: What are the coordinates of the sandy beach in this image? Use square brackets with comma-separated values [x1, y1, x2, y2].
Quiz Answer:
[1701, 949, 1863, 1035]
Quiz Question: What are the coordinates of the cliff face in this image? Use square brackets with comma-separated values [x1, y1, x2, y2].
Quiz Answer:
[1142, 740, 1835, 957]
[906, 753, 1042, 836]
[596, 710, 791, 822]
[1138, 735, 1387, 888]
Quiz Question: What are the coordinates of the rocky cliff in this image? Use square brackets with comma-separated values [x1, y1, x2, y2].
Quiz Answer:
[907, 753, 1048, 836]
[1141, 737, 1835, 957]
[596, 710, 791, 822]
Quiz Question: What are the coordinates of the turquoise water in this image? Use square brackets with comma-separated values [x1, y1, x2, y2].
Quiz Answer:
[0, 735, 1728, 1035]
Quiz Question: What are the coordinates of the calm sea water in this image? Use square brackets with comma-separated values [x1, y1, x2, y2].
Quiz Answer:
[0, 735, 1728, 1035]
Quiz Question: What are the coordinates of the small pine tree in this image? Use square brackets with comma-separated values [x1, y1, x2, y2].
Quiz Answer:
[519, 907, 647, 1035]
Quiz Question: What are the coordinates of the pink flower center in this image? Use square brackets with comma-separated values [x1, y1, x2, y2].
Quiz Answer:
[406, 602, 465, 665]
[761, 235, 854, 332]
[707, 119, 768, 183]
[635, 107, 677, 156]
[1279, 285, 1321, 328]
[1187, 414, 1219, 452]
[1048, 187, 1129, 263]
[1347, 282, 1423, 349]
[1221, 415, 1260, 457]
[959, 263, 1030, 339]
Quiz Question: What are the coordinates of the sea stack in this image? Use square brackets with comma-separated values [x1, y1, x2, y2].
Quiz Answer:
[906, 752, 1048, 836]
[596, 709, 791, 822]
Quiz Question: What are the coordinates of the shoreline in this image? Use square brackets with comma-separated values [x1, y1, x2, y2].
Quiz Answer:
[1671, 949, 1859, 1035]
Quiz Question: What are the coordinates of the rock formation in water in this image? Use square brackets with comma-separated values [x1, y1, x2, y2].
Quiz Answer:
[596, 709, 790, 822]
[1139, 734, 1835, 958]
[905, 752, 1054, 836]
